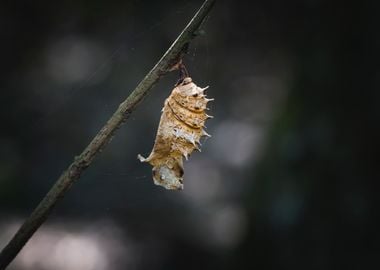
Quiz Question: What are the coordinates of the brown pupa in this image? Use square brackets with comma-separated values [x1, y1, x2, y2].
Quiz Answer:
[138, 77, 213, 190]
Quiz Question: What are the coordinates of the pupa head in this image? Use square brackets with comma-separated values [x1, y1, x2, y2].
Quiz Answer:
[152, 164, 184, 190]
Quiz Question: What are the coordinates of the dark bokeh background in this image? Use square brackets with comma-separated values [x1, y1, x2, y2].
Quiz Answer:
[0, 1, 379, 269]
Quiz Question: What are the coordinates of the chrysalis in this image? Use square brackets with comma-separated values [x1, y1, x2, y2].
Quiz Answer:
[138, 77, 213, 190]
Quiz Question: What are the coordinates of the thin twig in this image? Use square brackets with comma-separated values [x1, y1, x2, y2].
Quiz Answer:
[0, 0, 215, 268]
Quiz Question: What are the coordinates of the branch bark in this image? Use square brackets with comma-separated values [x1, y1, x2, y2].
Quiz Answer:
[0, 0, 215, 268]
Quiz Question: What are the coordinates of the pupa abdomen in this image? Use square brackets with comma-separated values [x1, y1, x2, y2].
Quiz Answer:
[138, 77, 213, 190]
